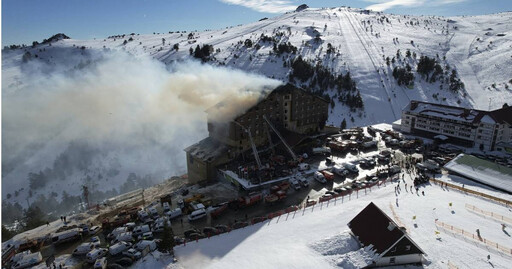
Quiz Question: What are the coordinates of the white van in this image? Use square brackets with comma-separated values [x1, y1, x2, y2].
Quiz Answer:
[10, 250, 30, 264]
[162, 202, 171, 213]
[51, 229, 81, 245]
[109, 241, 132, 256]
[112, 232, 134, 244]
[73, 242, 100, 256]
[135, 240, 157, 252]
[313, 147, 331, 155]
[107, 227, 128, 240]
[11, 252, 42, 269]
[188, 208, 207, 221]
[93, 257, 107, 269]
[314, 171, 327, 183]
[133, 225, 151, 237]
[165, 208, 182, 219]
[86, 248, 108, 263]
[147, 207, 159, 219]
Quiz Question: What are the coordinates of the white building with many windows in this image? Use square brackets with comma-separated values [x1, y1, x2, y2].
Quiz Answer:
[400, 101, 512, 151]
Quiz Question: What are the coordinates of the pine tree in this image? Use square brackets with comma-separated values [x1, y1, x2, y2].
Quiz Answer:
[159, 221, 175, 254]
[2, 225, 16, 242]
[341, 118, 347, 129]
[24, 206, 46, 230]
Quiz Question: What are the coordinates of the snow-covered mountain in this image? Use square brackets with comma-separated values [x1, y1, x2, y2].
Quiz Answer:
[2, 7, 512, 210]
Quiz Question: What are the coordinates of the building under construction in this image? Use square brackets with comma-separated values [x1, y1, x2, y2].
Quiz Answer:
[184, 83, 330, 184]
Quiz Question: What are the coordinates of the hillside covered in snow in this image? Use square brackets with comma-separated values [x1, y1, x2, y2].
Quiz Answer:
[137, 172, 512, 269]
[2, 7, 512, 215]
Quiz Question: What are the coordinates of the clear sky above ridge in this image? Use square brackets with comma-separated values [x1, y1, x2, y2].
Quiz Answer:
[2, 0, 511, 46]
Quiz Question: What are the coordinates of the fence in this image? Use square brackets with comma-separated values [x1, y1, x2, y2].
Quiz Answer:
[435, 220, 512, 256]
[430, 178, 512, 207]
[465, 204, 512, 225]
[389, 203, 406, 229]
[176, 176, 398, 247]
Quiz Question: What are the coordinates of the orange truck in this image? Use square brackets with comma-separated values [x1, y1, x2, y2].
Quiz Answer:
[320, 170, 334, 181]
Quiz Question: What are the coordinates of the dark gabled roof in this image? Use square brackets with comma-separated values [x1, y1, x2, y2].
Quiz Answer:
[348, 202, 424, 256]
[489, 105, 512, 125]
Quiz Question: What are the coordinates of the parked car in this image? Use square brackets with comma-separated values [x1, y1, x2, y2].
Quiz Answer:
[137, 232, 154, 241]
[297, 176, 309, 187]
[359, 158, 376, 169]
[86, 248, 108, 263]
[122, 248, 142, 260]
[124, 222, 136, 231]
[89, 226, 101, 235]
[202, 227, 219, 236]
[134, 240, 157, 252]
[333, 165, 349, 177]
[214, 225, 231, 234]
[333, 187, 346, 194]
[289, 178, 301, 190]
[162, 202, 171, 213]
[147, 207, 159, 219]
[389, 165, 401, 175]
[185, 232, 205, 240]
[343, 163, 359, 173]
[314, 171, 327, 183]
[184, 228, 201, 238]
[73, 242, 100, 256]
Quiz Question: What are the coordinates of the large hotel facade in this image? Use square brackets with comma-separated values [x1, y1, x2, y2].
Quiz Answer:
[400, 101, 512, 151]
[185, 83, 329, 183]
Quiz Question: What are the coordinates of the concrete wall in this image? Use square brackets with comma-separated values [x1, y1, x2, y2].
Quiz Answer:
[186, 152, 209, 184]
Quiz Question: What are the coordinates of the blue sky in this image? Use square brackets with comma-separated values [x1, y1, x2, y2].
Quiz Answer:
[2, 0, 511, 46]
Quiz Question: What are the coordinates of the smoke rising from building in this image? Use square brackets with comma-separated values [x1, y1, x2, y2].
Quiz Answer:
[2, 51, 281, 200]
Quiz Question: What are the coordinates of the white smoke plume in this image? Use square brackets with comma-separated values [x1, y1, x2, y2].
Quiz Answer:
[2, 51, 281, 201]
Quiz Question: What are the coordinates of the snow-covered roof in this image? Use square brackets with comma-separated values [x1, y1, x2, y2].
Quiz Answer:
[444, 154, 512, 194]
[404, 101, 482, 124]
[404, 101, 512, 126]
